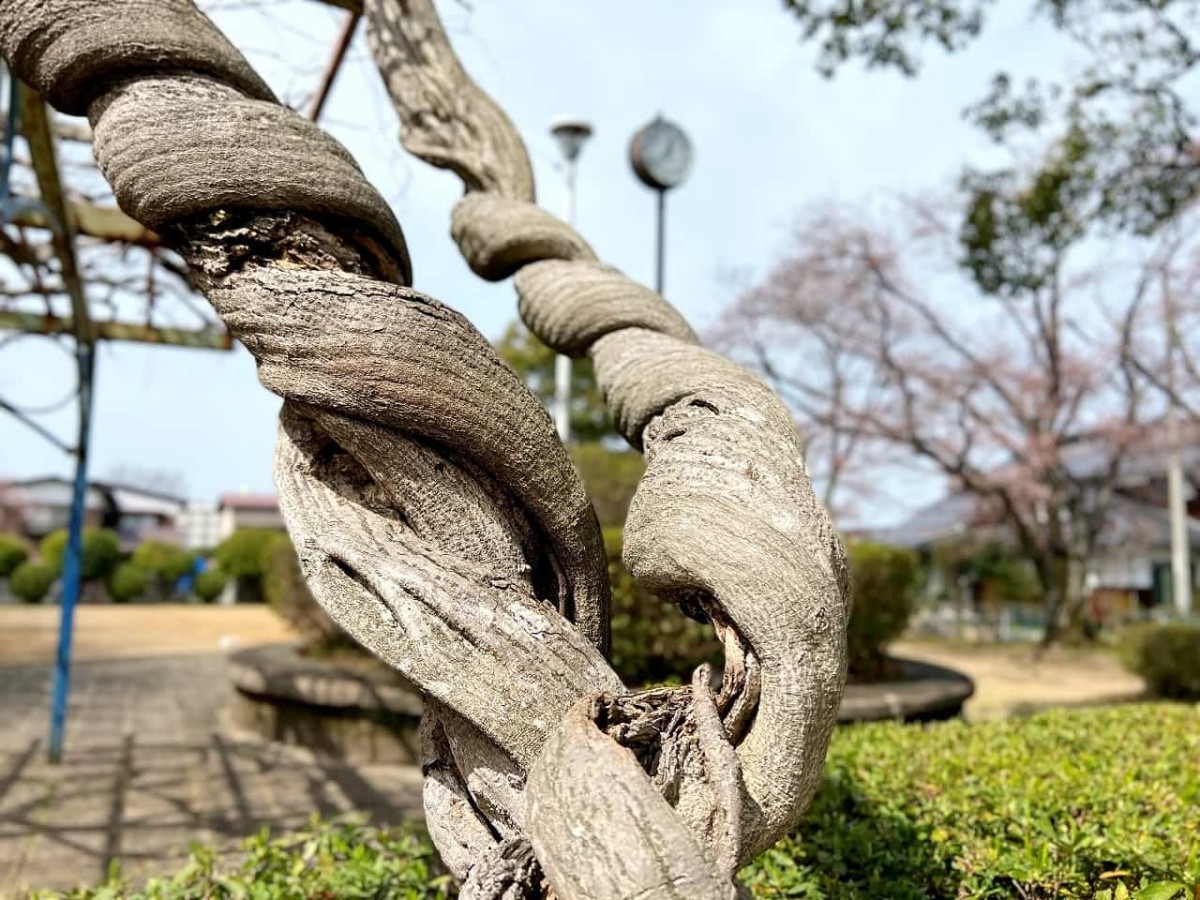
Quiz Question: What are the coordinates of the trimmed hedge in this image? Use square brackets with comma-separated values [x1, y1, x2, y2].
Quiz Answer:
[0, 533, 29, 577]
[8, 560, 56, 603]
[845, 540, 920, 679]
[191, 566, 227, 603]
[605, 526, 722, 686]
[34, 705, 1197, 899]
[40, 528, 122, 582]
[107, 562, 148, 603]
[1119, 623, 1200, 700]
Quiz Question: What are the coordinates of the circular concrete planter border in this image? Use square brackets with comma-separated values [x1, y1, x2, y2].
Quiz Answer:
[230, 646, 972, 760]
[838, 656, 975, 723]
[228, 642, 424, 764]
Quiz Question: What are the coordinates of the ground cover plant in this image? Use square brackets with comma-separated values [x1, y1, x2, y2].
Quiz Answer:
[33, 704, 1196, 900]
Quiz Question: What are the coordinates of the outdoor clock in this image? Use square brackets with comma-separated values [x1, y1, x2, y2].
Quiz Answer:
[630, 116, 693, 191]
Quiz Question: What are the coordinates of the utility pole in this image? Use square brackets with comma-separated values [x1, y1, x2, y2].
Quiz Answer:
[1163, 268, 1193, 616]
[549, 117, 592, 444]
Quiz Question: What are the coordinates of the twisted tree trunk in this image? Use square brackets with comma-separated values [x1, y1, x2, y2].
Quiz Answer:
[0, 2, 850, 896]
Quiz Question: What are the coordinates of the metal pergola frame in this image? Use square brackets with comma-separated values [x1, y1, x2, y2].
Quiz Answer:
[0, 2, 363, 763]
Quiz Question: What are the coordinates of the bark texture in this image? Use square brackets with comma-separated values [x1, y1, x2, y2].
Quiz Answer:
[367, 0, 851, 895]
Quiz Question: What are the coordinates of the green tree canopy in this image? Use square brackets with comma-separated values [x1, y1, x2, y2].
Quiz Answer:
[495, 321, 613, 444]
[784, 0, 1200, 257]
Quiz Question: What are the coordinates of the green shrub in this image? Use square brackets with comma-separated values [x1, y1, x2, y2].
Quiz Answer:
[1119, 622, 1200, 700]
[213, 528, 285, 579]
[39, 528, 122, 582]
[846, 540, 920, 679]
[0, 533, 29, 577]
[263, 535, 352, 649]
[131, 541, 195, 590]
[107, 562, 148, 603]
[192, 566, 227, 603]
[606, 527, 721, 686]
[9, 560, 56, 603]
[570, 444, 645, 528]
[214, 528, 285, 603]
[32, 817, 449, 899]
[40, 706, 1196, 900]
[743, 703, 1198, 899]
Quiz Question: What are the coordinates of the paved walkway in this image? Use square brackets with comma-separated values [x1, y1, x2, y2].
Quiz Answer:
[0, 653, 423, 898]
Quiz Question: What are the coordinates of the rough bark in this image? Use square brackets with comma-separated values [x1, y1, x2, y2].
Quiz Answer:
[366, 0, 851, 893]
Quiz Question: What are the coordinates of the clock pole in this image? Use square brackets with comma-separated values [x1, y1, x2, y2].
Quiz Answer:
[655, 187, 666, 295]
[629, 115, 693, 298]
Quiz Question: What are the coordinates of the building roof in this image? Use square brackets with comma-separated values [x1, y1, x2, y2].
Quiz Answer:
[3, 476, 186, 513]
[875, 489, 1200, 553]
[218, 492, 279, 511]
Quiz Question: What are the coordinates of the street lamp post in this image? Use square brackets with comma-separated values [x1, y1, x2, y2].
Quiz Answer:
[549, 117, 593, 444]
[629, 116, 693, 296]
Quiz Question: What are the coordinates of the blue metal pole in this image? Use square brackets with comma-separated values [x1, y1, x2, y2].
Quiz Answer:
[0, 67, 21, 220]
[47, 341, 94, 763]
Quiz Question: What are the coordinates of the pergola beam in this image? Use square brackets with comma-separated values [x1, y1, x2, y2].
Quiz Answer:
[21, 91, 89, 342]
[8, 199, 159, 247]
[0, 309, 232, 350]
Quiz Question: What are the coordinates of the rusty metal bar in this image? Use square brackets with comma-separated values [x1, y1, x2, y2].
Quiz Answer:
[0, 309, 233, 350]
[21, 90, 89, 343]
[309, 11, 361, 122]
[9, 199, 159, 247]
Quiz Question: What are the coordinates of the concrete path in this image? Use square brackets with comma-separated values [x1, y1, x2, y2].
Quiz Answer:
[0, 653, 423, 898]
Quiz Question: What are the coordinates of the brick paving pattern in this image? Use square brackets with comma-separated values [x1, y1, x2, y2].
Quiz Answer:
[0, 653, 423, 898]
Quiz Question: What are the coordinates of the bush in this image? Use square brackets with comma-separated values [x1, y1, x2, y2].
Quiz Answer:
[846, 541, 920, 679]
[31, 817, 449, 899]
[39, 528, 122, 582]
[213, 528, 284, 579]
[9, 560, 56, 603]
[570, 444, 645, 528]
[41, 706, 1197, 900]
[131, 541, 195, 589]
[1119, 622, 1200, 700]
[0, 533, 29, 578]
[214, 528, 286, 603]
[263, 536, 352, 649]
[107, 562, 148, 603]
[744, 703, 1198, 899]
[606, 527, 721, 686]
[192, 566, 227, 603]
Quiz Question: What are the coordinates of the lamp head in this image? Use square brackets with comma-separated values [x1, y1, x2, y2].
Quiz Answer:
[551, 116, 594, 162]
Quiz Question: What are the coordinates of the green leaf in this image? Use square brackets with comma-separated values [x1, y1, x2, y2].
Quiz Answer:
[1134, 883, 1185, 900]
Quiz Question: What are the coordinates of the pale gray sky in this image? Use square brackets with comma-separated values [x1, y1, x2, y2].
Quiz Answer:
[0, 0, 1067, 522]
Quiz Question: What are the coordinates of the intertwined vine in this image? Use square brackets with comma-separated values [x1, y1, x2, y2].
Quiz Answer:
[0, 2, 849, 897]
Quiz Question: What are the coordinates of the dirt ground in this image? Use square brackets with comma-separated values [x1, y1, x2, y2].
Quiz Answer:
[0, 604, 294, 667]
[891, 637, 1146, 720]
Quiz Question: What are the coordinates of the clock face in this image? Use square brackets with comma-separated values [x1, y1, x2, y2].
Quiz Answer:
[632, 119, 693, 190]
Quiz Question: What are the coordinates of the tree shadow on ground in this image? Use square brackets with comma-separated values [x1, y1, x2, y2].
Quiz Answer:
[743, 771, 960, 900]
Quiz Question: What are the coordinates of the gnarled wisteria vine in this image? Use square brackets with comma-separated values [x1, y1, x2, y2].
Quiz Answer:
[0, 1, 849, 896]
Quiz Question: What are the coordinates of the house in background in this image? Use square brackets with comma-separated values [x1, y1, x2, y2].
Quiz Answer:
[1, 476, 186, 549]
[874, 423, 1200, 629]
